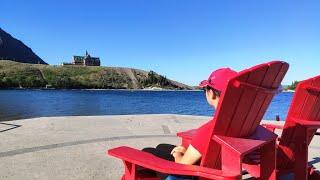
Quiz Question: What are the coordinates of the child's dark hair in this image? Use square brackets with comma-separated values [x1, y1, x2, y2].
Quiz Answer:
[205, 86, 221, 97]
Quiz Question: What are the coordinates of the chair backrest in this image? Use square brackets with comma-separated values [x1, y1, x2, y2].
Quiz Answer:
[278, 75, 320, 169]
[200, 61, 289, 168]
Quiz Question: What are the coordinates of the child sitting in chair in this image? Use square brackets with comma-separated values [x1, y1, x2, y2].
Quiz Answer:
[142, 68, 237, 179]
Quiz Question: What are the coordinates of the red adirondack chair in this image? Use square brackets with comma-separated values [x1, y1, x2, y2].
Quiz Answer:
[261, 75, 320, 180]
[108, 61, 289, 180]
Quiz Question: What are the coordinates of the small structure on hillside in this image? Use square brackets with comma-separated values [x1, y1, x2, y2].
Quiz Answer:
[62, 51, 100, 66]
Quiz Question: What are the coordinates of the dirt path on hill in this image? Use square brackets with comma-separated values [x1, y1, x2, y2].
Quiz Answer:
[124, 68, 140, 89]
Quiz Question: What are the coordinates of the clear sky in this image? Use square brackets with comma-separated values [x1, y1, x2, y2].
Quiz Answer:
[1, 0, 319, 85]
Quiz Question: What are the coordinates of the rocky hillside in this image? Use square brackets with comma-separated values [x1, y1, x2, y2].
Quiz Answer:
[0, 28, 47, 64]
[0, 60, 192, 90]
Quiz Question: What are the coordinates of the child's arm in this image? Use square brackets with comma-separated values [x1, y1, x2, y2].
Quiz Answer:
[172, 144, 201, 165]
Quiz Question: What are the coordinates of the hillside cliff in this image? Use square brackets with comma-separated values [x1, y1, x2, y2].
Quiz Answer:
[0, 28, 47, 64]
[0, 60, 192, 90]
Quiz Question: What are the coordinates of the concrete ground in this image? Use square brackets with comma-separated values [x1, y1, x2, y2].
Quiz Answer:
[0, 115, 319, 180]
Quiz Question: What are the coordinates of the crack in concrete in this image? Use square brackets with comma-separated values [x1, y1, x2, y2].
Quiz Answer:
[0, 134, 175, 158]
[161, 125, 171, 134]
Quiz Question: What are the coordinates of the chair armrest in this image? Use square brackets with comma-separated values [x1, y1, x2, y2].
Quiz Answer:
[261, 123, 284, 132]
[293, 119, 320, 129]
[108, 146, 241, 180]
[176, 129, 197, 140]
[213, 135, 271, 157]
[176, 129, 197, 148]
[214, 125, 277, 156]
[213, 133, 277, 177]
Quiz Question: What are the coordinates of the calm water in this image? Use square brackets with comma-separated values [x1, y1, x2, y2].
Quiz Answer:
[0, 89, 293, 122]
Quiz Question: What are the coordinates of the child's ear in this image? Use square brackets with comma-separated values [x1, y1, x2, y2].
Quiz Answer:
[211, 92, 217, 100]
[209, 90, 216, 100]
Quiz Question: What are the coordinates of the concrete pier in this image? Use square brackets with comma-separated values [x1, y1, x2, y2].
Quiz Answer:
[0, 115, 319, 180]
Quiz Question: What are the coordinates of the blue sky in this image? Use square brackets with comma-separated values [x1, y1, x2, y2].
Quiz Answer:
[1, 0, 319, 85]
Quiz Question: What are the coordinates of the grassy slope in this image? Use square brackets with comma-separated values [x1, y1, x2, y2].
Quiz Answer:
[0, 60, 191, 89]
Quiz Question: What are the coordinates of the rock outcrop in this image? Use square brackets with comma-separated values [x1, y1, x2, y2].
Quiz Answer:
[0, 28, 47, 64]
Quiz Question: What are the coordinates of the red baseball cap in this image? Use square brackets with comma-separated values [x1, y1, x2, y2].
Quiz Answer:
[199, 68, 237, 91]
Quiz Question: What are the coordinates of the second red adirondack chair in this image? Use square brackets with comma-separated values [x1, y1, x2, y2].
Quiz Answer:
[261, 75, 320, 180]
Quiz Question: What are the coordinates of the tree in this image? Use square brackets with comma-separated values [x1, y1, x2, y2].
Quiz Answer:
[287, 80, 299, 90]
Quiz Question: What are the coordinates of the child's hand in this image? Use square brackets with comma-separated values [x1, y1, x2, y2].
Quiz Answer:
[171, 145, 186, 155]
[172, 151, 183, 158]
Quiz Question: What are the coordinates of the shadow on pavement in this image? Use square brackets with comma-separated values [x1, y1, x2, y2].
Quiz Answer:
[0, 122, 21, 133]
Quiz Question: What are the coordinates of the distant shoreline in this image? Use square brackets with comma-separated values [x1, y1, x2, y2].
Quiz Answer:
[0, 87, 201, 92]
[282, 90, 295, 93]
[0, 88, 295, 93]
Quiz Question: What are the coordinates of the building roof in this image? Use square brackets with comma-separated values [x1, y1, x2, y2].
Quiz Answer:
[72, 51, 100, 63]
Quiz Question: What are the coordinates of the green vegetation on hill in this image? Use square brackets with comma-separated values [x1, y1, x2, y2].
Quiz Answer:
[142, 71, 170, 87]
[284, 80, 299, 91]
[0, 60, 191, 90]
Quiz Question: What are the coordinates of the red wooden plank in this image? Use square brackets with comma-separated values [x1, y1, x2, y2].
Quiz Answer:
[228, 65, 268, 137]
[307, 76, 320, 121]
[289, 81, 310, 118]
[271, 62, 290, 88]
[241, 94, 266, 136]
[248, 62, 288, 135]
[108, 146, 241, 180]
[298, 79, 319, 120]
